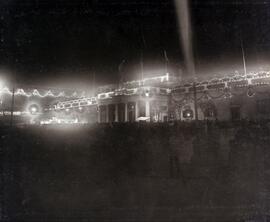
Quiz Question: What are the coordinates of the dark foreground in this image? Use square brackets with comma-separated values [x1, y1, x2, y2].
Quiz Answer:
[1, 121, 270, 222]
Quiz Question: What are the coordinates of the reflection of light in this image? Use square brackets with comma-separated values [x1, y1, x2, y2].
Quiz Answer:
[187, 113, 190, 117]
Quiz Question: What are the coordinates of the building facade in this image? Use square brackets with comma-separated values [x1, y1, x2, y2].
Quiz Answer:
[171, 71, 270, 121]
[51, 71, 270, 123]
[53, 74, 174, 123]
[97, 87, 169, 123]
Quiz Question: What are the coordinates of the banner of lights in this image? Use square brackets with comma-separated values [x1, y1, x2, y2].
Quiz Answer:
[0, 87, 85, 98]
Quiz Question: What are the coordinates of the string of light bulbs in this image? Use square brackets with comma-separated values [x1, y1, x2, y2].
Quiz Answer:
[0, 86, 85, 98]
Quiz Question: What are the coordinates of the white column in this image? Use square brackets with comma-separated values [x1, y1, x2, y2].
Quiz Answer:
[145, 100, 150, 118]
[125, 103, 128, 122]
[115, 104, 118, 122]
[135, 102, 139, 120]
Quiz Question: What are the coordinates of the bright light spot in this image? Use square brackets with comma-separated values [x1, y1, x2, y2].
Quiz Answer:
[28, 104, 39, 115]
[187, 113, 190, 117]
[78, 106, 83, 110]
[31, 106, 37, 113]
[65, 108, 70, 112]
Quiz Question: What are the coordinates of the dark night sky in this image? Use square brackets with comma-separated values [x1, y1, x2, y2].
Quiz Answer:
[1, 0, 270, 87]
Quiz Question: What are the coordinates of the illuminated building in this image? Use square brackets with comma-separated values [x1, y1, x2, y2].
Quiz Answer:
[54, 73, 177, 123]
[53, 71, 270, 123]
[2, 71, 270, 124]
[0, 87, 85, 124]
[97, 86, 170, 123]
[171, 71, 270, 121]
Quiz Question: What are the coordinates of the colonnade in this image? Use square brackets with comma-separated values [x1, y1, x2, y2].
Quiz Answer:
[98, 100, 151, 123]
